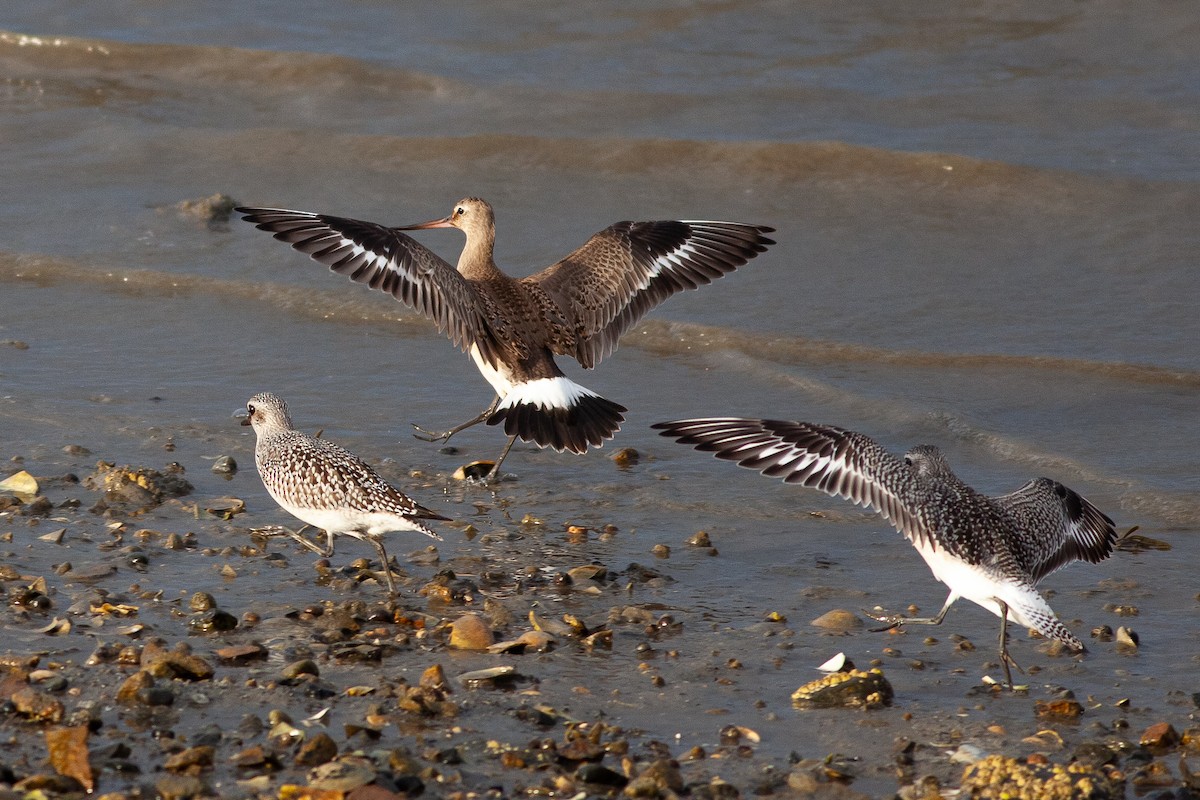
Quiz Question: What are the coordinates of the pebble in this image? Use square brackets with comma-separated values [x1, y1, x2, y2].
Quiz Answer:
[280, 659, 321, 682]
[296, 732, 339, 766]
[215, 643, 269, 665]
[809, 609, 863, 633]
[791, 668, 893, 709]
[1116, 626, 1139, 650]
[9, 687, 65, 722]
[1140, 722, 1180, 749]
[164, 745, 215, 773]
[307, 758, 376, 792]
[211, 455, 238, 475]
[155, 773, 209, 800]
[449, 613, 494, 650]
[611, 447, 639, 467]
[1035, 698, 1084, 720]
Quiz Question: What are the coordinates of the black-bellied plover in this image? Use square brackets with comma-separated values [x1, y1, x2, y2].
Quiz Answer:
[652, 418, 1118, 686]
[243, 392, 449, 595]
[236, 198, 775, 480]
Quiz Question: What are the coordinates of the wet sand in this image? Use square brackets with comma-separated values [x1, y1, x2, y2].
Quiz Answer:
[0, 408, 1192, 799]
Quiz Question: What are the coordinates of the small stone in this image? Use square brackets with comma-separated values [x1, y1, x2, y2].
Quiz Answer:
[1035, 698, 1084, 719]
[189, 592, 216, 612]
[155, 773, 208, 800]
[791, 668, 893, 709]
[686, 531, 712, 547]
[210, 456, 237, 476]
[280, 659, 320, 682]
[448, 613, 493, 650]
[307, 758, 375, 792]
[651, 544, 670, 559]
[809, 609, 863, 633]
[611, 447, 639, 467]
[143, 646, 214, 681]
[1116, 626, 1139, 650]
[577, 763, 629, 787]
[10, 687, 65, 722]
[215, 643, 268, 665]
[164, 745, 215, 773]
[1140, 722, 1180, 749]
[188, 609, 239, 633]
[296, 732, 339, 766]
[419, 663, 449, 690]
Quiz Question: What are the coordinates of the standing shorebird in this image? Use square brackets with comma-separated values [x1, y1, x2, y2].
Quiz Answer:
[236, 198, 774, 480]
[653, 418, 1118, 686]
[243, 392, 449, 595]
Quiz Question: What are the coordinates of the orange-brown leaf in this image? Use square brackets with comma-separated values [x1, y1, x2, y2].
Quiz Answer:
[46, 725, 93, 792]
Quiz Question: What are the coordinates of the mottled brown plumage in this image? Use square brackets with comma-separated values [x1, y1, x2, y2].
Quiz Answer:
[237, 198, 775, 479]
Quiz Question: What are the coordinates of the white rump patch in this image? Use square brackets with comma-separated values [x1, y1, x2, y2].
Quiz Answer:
[498, 377, 598, 412]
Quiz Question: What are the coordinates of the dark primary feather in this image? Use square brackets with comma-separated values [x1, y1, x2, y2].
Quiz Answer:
[652, 418, 942, 554]
[235, 208, 505, 365]
[653, 417, 1118, 582]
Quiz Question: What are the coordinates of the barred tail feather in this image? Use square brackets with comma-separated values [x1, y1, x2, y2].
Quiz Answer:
[487, 377, 626, 453]
[1002, 584, 1084, 652]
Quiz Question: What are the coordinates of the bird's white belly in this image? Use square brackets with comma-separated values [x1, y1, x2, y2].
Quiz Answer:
[273, 500, 414, 538]
[470, 344, 516, 397]
[910, 538, 1005, 619]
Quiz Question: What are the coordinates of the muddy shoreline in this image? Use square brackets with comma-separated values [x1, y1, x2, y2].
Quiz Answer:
[0, 422, 1195, 800]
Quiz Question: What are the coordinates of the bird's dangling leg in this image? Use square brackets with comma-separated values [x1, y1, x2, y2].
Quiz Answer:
[412, 396, 501, 443]
[865, 592, 954, 632]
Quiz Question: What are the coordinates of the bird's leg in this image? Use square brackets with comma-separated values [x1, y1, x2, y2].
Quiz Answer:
[272, 526, 335, 557]
[412, 396, 501, 443]
[866, 593, 954, 633]
[484, 435, 518, 482]
[996, 601, 1025, 689]
[367, 537, 397, 596]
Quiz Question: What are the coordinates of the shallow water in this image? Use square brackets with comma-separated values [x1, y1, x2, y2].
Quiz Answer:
[1, 2, 1198, 796]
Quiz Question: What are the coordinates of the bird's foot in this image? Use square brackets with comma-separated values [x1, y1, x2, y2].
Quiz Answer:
[411, 422, 453, 443]
[864, 608, 908, 632]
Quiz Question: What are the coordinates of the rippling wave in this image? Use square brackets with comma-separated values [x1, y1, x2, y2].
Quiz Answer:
[6, 28, 1193, 201]
[6, 251, 1197, 389]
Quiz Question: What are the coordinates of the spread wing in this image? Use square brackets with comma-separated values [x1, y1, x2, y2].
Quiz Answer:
[652, 418, 945, 553]
[995, 477, 1116, 582]
[236, 208, 500, 362]
[533, 220, 775, 368]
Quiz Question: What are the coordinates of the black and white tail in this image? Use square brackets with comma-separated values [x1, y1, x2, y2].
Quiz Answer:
[487, 376, 626, 454]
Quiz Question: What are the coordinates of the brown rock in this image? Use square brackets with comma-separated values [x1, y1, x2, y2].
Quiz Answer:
[155, 773, 208, 800]
[296, 732, 339, 767]
[419, 664, 448, 690]
[809, 609, 863, 633]
[448, 614, 493, 650]
[144, 645, 214, 681]
[791, 668, 893, 710]
[10, 687, 65, 722]
[116, 671, 154, 703]
[1140, 722, 1180, 749]
[215, 643, 268, 665]
[1034, 698, 1084, 720]
[348, 785, 404, 800]
[164, 745, 215, 774]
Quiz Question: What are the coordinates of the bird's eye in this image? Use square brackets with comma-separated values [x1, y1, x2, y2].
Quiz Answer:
[903, 456, 912, 466]
[455, 206, 465, 216]
[247, 404, 255, 414]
